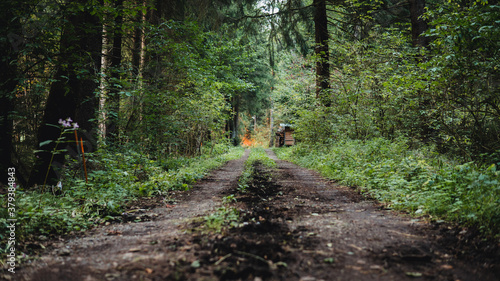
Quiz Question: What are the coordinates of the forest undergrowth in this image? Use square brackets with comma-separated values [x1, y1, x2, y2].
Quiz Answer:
[273, 138, 500, 239]
[0, 145, 244, 257]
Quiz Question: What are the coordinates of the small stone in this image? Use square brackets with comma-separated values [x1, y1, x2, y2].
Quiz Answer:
[58, 248, 71, 256]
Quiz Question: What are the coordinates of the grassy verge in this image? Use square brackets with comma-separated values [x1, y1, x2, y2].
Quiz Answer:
[273, 138, 500, 238]
[202, 147, 277, 233]
[238, 147, 276, 192]
[0, 146, 245, 256]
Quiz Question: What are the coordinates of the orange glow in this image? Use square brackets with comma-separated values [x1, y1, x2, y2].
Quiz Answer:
[241, 135, 254, 147]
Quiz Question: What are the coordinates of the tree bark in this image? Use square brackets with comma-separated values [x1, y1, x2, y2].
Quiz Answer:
[409, 0, 429, 47]
[29, 0, 101, 186]
[229, 94, 241, 146]
[0, 4, 20, 185]
[314, 0, 331, 106]
[99, 11, 111, 142]
[106, 0, 125, 143]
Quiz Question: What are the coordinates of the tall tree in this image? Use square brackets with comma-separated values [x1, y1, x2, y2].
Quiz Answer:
[409, 0, 429, 47]
[0, 2, 21, 185]
[106, 0, 125, 143]
[314, 0, 330, 105]
[29, 0, 102, 186]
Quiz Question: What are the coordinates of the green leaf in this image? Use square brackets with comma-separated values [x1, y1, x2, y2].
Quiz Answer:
[39, 140, 53, 147]
[46, 123, 61, 129]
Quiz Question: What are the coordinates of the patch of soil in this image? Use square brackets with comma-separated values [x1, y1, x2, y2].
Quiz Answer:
[12, 149, 500, 281]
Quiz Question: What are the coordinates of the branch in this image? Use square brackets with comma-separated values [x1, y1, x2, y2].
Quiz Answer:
[227, 4, 314, 21]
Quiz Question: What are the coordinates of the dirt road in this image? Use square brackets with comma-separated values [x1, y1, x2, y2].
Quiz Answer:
[15, 149, 499, 280]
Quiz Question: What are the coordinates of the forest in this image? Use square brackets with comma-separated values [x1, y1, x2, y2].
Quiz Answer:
[0, 0, 499, 279]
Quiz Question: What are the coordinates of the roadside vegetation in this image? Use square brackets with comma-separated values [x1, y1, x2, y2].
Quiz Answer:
[202, 147, 278, 233]
[267, 1, 500, 240]
[274, 140, 500, 238]
[238, 148, 276, 193]
[0, 146, 244, 254]
[1, 0, 499, 273]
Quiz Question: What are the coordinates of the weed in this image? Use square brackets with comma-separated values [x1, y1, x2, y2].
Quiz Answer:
[274, 138, 500, 238]
[0, 146, 245, 256]
[238, 148, 276, 192]
[203, 207, 240, 232]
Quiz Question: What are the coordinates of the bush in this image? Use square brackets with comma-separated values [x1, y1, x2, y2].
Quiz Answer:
[274, 138, 500, 237]
[0, 146, 245, 255]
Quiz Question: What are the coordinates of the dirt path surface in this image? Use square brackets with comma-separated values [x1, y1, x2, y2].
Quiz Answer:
[15, 149, 499, 281]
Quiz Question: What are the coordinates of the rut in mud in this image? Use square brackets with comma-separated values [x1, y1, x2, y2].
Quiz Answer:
[15, 149, 499, 281]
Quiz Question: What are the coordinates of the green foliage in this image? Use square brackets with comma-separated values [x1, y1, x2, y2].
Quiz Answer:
[247, 147, 276, 169]
[0, 146, 244, 254]
[203, 207, 240, 233]
[272, 2, 499, 163]
[419, 2, 500, 158]
[122, 21, 231, 156]
[238, 148, 276, 192]
[272, 52, 316, 125]
[274, 139, 500, 237]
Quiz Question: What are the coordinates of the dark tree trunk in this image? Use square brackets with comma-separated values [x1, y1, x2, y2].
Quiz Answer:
[314, 0, 330, 106]
[409, 0, 429, 47]
[0, 4, 20, 186]
[106, 0, 124, 143]
[29, 0, 101, 186]
[132, 5, 143, 77]
[230, 95, 241, 146]
[152, 0, 185, 23]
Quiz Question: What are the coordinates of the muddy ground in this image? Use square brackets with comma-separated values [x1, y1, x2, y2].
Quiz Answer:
[11, 149, 500, 280]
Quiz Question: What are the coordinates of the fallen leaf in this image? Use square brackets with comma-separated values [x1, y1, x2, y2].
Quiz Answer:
[324, 257, 335, 263]
[370, 265, 383, 270]
[106, 230, 122, 236]
[145, 268, 153, 274]
[191, 260, 201, 268]
[440, 264, 453, 270]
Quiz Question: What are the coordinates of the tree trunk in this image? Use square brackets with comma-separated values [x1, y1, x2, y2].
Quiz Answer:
[231, 95, 241, 146]
[29, 0, 101, 186]
[0, 5, 19, 185]
[409, 0, 429, 47]
[99, 15, 111, 142]
[106, 0, 124, 143]
[314, 0, 330, 106]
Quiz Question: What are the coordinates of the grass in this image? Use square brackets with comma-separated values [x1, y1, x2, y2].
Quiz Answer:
[0, 145, 245, 258]
[238, 147, 276, 192]
[273, 138, 500, 238]
[202, 147, 278, 233]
